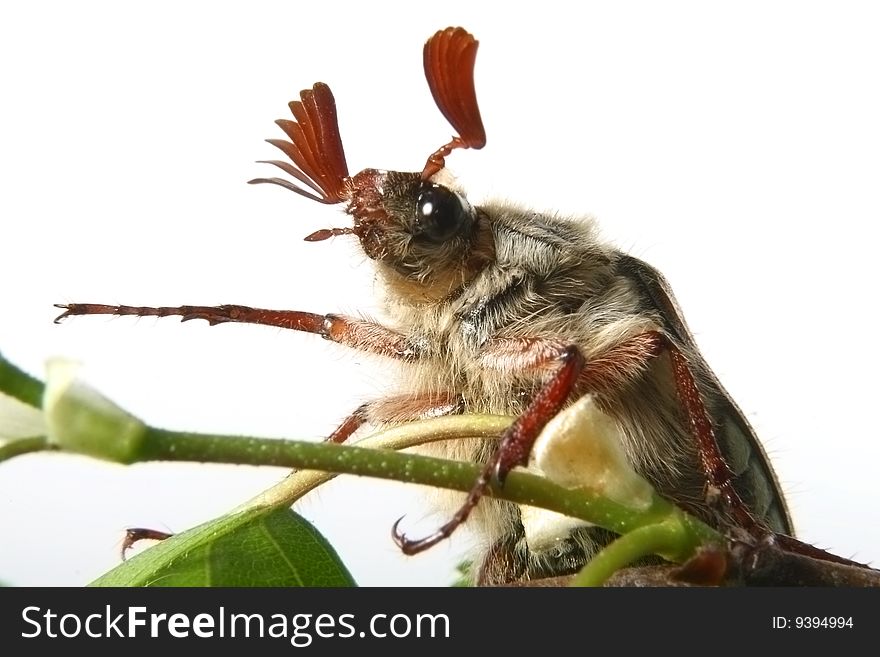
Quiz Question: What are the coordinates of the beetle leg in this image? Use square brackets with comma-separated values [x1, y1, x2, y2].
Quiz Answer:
[54, 303, 419, 360]
[664, 343, 867, 567]
[327, 392, 462, 444]
[393, 340, 585, 555]
[120, 528, 173, 561]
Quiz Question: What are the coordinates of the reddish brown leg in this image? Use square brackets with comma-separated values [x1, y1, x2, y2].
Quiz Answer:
[326, 404, 370, 444]
[326, 393, 462, 444]
[121, 528, 173, 561]
[665, 343, 761, 532]
[663, 337, 866, 567]
[54, 304, 418, 360]
[393, 341, 585, 555]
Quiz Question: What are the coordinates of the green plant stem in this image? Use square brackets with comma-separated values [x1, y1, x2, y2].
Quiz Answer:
[137, 422, 719, 551]
[142, 423, 644, 529]
[235, 415, 512, 511]
[0, 435, 52, 461]
[570, 519, 695, 586]
[0, 352, 44, 408]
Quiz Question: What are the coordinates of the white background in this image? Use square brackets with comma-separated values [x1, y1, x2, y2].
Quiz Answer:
[1, 1, 878, 586]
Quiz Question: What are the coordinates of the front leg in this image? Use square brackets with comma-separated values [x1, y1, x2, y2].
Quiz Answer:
[393, 338, 586, 554]
[54, 303, 419, 360]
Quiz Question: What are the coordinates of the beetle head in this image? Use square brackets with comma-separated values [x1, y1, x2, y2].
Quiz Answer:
[248, 27, 487, 284]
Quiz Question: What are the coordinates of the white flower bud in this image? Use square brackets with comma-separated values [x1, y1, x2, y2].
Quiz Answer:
[43, 358, 147, 463]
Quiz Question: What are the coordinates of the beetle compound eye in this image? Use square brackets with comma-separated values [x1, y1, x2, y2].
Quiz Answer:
[415, 184, 470, 243]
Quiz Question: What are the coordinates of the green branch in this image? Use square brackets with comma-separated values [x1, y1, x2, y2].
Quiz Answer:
[571, 519, 695, 586]
[0, 351, 44, 408]
[0, 435, 52, 461]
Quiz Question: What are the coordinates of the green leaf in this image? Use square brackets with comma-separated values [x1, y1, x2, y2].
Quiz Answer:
[90, 507, 356, 587]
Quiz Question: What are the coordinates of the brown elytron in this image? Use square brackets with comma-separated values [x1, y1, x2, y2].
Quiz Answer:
[57, 27, 858, 584]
